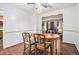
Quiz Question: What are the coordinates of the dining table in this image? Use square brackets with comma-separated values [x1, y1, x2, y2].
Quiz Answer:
[44, 33, 62, 55]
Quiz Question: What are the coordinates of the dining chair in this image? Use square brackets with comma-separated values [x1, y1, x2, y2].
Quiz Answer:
[34, 33, 50, 54]
[22, 32, 36, 55]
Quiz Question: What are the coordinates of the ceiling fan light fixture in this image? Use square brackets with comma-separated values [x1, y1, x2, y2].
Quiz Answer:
[35, 4, 43, 14]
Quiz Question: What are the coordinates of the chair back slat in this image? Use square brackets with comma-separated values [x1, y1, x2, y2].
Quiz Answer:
[34, 33, 40, 43]
[34, 33, 45, 44]
[22, 32, 31, 44]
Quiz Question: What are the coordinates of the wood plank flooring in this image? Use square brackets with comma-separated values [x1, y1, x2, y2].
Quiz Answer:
[0, 39, 3, 51]
[0, 42, 79, 55]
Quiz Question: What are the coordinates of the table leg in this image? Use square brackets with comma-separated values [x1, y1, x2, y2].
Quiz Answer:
[50, 40, 54, 55]
[57, 38, 62, 55]
[54, 39, 57, 55]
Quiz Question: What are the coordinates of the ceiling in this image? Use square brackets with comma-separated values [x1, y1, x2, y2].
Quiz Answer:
[11, 3, 76, 14]
[11, 3, 35, 13]
[41, 3, 76, 13]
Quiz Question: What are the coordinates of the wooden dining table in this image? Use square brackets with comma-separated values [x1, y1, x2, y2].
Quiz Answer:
[44, 33, 62, 55]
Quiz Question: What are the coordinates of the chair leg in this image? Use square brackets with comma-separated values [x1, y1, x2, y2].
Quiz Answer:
[35, 44, 37, 55]
[35, 47, 37, 55]
[23, 43, 27, 55]
[23, 51, 25, 55]
[23, 48, 26, 55]
[29, 45, 31, 55]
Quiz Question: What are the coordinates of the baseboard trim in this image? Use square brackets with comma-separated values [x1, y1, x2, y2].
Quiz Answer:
[3, 42, 23, 49]
[75, 44, 79, 53]
[75, 45, 79, 54]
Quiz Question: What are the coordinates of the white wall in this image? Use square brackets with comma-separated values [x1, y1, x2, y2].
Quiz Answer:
[0, 3, 36, 48]
[75, 4, 79, 51]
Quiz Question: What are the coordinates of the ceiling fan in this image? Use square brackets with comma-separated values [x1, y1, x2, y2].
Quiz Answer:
[27, 3, 52, 8]
[27, 3, 53, 14]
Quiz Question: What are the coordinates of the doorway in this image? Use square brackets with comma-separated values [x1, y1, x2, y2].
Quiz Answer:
[0, 16, 3, 50]
[42, 14, 63, 38]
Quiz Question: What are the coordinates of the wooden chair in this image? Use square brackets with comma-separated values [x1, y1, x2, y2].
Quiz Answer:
[34, 33, 50, 54]
[22, 32, 36, 55]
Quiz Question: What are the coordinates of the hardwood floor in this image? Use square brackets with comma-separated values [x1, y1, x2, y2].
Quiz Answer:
[61, 43, 79, 55]
[0, 42, 79, 55]
[0, 39, 3, 51]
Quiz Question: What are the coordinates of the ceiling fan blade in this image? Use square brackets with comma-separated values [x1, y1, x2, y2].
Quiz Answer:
[41, 3, 52, 8]
[27, 3, 52, 9]
[27, 3, 36, 4]
[41, 3, 47, 8]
